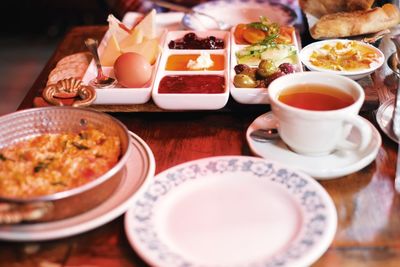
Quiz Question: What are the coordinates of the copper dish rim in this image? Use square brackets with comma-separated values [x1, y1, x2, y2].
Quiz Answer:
[0, 106, 132, 203]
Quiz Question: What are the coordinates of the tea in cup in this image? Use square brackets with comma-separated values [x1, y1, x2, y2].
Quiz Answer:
[268, 72, 372, 156]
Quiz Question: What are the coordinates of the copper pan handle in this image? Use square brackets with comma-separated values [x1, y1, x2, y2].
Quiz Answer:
[0, 202, 53, 224]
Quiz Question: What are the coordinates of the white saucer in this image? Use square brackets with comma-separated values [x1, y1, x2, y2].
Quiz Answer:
[246, 112, 382, 179]
[0, 132, 155, 241]
[125, 156, 337, 267]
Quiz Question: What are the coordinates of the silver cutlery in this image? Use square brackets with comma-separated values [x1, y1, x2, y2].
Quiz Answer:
[249, 128, 280, 142]
[84, 38, 117, 89]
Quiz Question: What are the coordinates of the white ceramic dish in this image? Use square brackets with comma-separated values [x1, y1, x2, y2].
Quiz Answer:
[230, 26, 303, 104]
[182, 0, 298, 31]
[152, 30, 230, 110]
[125, 156, 337, 267]
[299, 39, 385, 80]
[82, 14, 166, 105]
[247, 112, 381, 179]
[0, 131, 155, 241]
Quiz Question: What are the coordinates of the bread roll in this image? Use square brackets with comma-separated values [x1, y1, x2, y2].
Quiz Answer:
[299, 0, 374, 18]
[310, 4, 400, 39]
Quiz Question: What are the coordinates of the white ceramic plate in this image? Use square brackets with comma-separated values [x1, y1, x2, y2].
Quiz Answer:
[230, 27, 303, 104]
[299, 39, 385, 80]
[125, 156, 337, 267]
[182, 0, 298, 31]
[247, 112, 382, 179]
[152, 30, 230, 110]
[0, 132, 155, 241]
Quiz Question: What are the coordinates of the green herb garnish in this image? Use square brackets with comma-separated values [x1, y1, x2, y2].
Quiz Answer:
[72, 142, 89, 150]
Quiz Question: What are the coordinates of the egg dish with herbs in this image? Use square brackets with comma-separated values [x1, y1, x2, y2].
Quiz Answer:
[0, 129, 121, 199]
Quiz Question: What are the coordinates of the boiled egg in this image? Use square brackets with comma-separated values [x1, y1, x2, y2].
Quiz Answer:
[114, 52, 152, 88]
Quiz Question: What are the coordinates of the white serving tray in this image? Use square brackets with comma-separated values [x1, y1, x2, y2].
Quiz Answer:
[82, 13, 181, 105]
[152, 30, 230, 110]
[229, 26, 303, 104]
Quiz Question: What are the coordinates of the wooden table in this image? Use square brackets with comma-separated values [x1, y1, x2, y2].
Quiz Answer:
[1, 25, 400, 267]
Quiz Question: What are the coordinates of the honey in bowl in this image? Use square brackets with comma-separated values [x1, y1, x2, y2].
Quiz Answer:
[278, 84, 355, 111]
[166, 54, 225, 71]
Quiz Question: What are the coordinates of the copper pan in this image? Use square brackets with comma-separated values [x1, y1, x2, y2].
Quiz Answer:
[0, 107, 131, 224]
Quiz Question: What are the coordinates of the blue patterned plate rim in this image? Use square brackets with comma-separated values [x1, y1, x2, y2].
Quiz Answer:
[182, 0, 298, 31]
[124, 155, 337, 267]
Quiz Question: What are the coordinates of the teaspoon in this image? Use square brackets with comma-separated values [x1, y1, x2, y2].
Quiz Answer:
[249, 128, 280, 143]
[85, 38, 117, 89]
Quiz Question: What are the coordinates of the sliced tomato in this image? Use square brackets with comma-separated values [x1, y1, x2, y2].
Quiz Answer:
[234, 24, 247, 44]
[277, 26, 294, 44]
[242, 27, 266, 44]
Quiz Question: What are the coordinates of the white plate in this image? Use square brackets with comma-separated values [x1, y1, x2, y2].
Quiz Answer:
[182, 0, 298, 31]
[230, 27, 303, 104]
[125, 156, 337, 267]
[246, 112, 382, 179]
[376, 97, 398, 143]
[299, 39, 385, 80]
[152, 30, 230, 110]
[0, 132, 155, 241]
[82, 12, 181, 105]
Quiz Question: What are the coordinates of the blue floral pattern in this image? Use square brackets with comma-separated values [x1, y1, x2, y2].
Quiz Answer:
[130, 156, 336, 267]
[182, 0, 300, 31]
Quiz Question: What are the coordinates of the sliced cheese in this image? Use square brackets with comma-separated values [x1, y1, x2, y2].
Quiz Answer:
[100, 34, 122, 66]
[119, 28, 144, 49]
[107, 14, 130, 43]
[133, 9, 157, 39]
[121, 38, 161, 65]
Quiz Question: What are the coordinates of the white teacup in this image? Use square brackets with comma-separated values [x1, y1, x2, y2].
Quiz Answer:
[268, 72, 372, 156]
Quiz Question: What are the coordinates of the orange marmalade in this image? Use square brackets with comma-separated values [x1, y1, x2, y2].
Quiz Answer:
[0, 129, 121, 198]
[309, 41, 380, 71]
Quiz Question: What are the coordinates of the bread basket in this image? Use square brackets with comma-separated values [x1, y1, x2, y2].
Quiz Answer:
[0, 107, 132, 224]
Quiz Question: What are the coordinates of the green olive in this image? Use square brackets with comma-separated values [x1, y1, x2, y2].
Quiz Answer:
[234, 74, 257, 88]
[257, 59, 277, 78]
[240, 68, 257, 80]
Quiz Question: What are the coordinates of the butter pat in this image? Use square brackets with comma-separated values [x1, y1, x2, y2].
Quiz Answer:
[187, 52, 214, 70]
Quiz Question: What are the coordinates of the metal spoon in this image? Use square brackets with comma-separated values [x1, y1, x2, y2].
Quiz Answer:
[250, 128, 280, 143]
[149, 0, 231, 30]
[84, 38, 117, 89]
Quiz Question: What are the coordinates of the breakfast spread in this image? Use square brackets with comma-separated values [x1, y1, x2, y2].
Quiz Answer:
[0, 129, 120, 198]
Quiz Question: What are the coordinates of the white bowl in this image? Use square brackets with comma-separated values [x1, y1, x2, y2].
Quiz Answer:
[299, 39, 385, 80]
[82, 23, 166, 105]
[229, 26, 302, 105]
[152, 30, 230, 110]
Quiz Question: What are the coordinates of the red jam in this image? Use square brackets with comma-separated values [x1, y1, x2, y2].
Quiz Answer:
[158, 75, 225, 94]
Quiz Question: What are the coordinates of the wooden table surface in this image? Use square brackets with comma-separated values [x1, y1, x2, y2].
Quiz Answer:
[1, 25, 400, 267]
